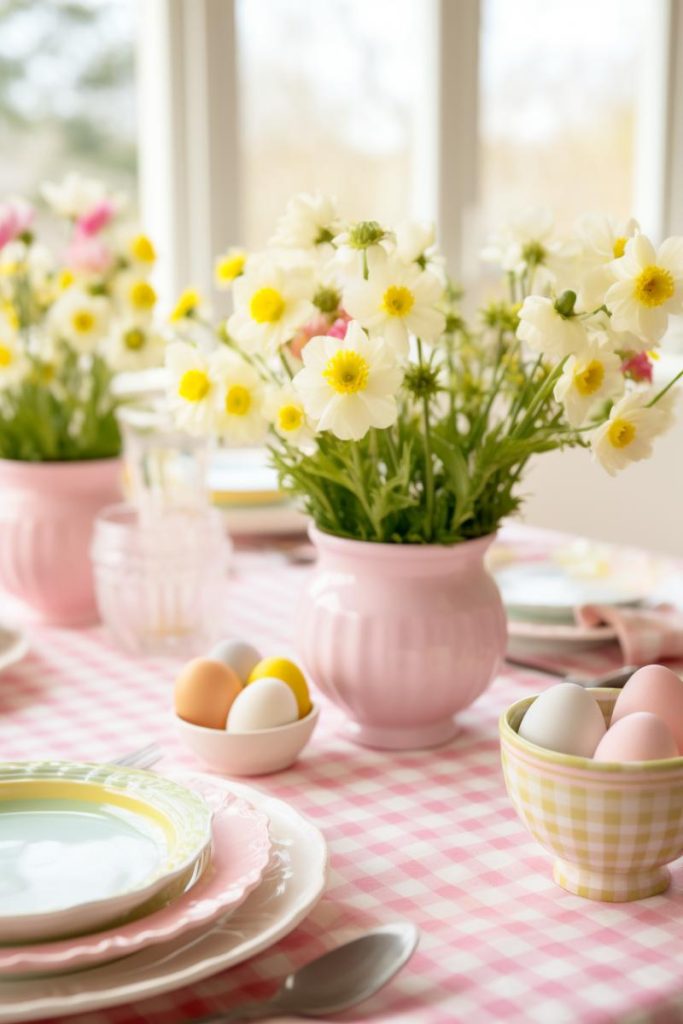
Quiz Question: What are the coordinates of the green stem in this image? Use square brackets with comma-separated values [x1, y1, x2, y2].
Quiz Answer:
[279, 349, 294, 380]
[349, 444, 379, 540]
[646, 367, 683, 407]
[416, 338, 435, 541]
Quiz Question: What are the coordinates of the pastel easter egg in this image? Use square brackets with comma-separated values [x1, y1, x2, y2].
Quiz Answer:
[518, 682, 606, 757]
[594, 712, 679, 762]
[208, 639, 262, 685]
[247, 657, 312, 718]
[226, 677, 299, 733]
[174, 658, 242, 729]
[611, 665, 683, 752]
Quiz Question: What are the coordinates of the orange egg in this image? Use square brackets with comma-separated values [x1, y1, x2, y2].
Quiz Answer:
[173, 658, 242, 729]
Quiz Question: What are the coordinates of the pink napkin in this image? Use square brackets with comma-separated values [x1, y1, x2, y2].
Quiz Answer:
[576, 603, 683, 665]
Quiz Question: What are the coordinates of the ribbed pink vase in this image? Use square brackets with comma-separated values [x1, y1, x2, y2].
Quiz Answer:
[0, 458, 121, 626]
[297, 528, 507, 750]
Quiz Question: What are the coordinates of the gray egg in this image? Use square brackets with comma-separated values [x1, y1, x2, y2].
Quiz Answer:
[209, 639, 262, 685]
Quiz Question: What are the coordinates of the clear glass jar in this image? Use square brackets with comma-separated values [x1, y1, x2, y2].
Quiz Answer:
[91, 503, 232, 656]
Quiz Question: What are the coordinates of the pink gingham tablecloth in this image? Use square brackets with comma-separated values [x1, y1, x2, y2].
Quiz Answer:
[3, 527, 683, 1024]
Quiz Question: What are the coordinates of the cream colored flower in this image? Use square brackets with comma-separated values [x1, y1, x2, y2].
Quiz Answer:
[209, 349, 267, 444]
[115, 273, 158, 320]
[116, 228, 157, 270]
[165, 341, 215, 435]
[482, 207, 577, 292]
[575, 214, 639, 311]
[263, 385, 316, 450]
[0, 312, 24, 389]
[169, 287, 209, 324]
[293, 320, 403, 441]
[41, 173, 119, 219]
[553, 339, 624, 427]
[605, 234, 683, 343]
[214, 248, 247, 288]
[49, 288, 110, 353]
[228, 260, 314, 355]
[517, 295, 589, 359]
[591, 388, 677, 475]
[344, 258, 445, 354]
[270, 193, 341, 250]
[105, 320, 166, 372]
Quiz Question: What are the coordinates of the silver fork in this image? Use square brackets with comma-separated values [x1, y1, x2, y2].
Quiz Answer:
[111, 742, 163, 770]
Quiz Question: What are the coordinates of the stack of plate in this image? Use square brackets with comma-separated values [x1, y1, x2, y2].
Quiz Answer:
[0, 761, 327, 1022]
[493, 548, 652, 656]
[209, 448, 307, 538]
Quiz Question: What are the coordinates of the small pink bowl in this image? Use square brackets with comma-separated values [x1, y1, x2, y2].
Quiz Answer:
[175, 705, 320, 776]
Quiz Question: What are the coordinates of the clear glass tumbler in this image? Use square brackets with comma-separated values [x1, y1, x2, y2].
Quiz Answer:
[91, 503, 232, 656]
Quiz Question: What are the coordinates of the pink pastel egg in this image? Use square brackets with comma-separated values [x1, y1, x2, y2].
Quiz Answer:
[611, 665, 683, 753]
[594, 712, 679, 762]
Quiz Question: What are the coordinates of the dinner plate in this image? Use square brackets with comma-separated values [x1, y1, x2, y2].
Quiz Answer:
[0, 627, 28, 673]
[0, 762, 212, 943]
[0, 777, 328, 1023]
[507, 619, 617, 657]
[0, 780, 271, 976]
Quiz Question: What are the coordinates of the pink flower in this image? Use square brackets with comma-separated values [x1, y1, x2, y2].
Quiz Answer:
[327, 312, 351, 339]
[64, 231, 112, 275]
[0, 199, 35, 249]
[621, 351, 654, 383]
[290, 313, 331, 360]
[76, 199, 116, 237]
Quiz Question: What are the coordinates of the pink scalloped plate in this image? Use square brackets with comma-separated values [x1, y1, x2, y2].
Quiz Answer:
[0, 779, 271, 977]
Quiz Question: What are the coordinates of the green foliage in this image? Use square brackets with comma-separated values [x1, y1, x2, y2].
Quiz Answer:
[0, 347, 121, 461]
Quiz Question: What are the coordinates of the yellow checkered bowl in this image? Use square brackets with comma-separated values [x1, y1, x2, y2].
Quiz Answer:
[500, 688, 683, 902]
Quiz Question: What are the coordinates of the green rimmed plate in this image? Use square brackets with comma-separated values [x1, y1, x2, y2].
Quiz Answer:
[0, 761, 213, 944]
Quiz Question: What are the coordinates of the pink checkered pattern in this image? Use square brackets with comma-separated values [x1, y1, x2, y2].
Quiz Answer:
[3, 526, 683, 1024]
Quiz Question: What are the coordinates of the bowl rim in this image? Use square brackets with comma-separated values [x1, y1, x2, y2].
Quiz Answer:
[500, 688, 683, 773]
[175, 703, 319, 738]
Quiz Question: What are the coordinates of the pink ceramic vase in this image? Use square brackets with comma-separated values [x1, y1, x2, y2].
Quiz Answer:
[297, 528, 507, 750]
[0, 458, 121, 626]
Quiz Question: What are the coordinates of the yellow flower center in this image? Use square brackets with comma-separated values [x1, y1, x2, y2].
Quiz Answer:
[216, 252, 246, 284]
[278, 403, 304, 432]
[0, 343, 13, 367]
[250, 287, 285, 324]
[573, 359, 605, 396]
[633, 265, 675, 308]
[607, 417, 636, 449]
[1, 302, 18, 330]
[129, 280, 157, 311]
[178, 368, 210, 402]
[323, 350, 369, 394]
[130, 234, 156, 263]
[59, 269, 75, 290]
[71, 309, 95, 334]
[381, 284, 414, 318]
[612, 236, 627, 259]
[123, 327, 146, 351]
[225, 384, 251, 416]
[171, 288, 201, 322]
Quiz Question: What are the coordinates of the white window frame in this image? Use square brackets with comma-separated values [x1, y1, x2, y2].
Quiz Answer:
[137, 0, 683, 310]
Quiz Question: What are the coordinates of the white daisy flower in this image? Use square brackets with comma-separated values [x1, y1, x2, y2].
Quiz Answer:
[516, 295, 589, 359]
[293, 319, 403, 441]
[344, 258, 445, 354]
[605, 234, 683, 343]
[395, 220, 445, 278]
[41, 173, 122, 219]
[209, 348, 267, 444]
[553, 339, 624, 427]
[228, 260, 314, 355]
[574, 214, 639, 311]
[165, 341, 216, 435]
[270, 193, 341, 250]
[263, 385, 316, 450]
[482, 207, 577, 292]
[48, 288, 110, 354]
[214, 247, 247, 289]
[105, 320, 166, 372]
[333, 222, 395, 281]
[115, 227, 157, 270]
[591, 388, 677, 475]
[114, 273, 158, 320]
[0, 312, 25, 390]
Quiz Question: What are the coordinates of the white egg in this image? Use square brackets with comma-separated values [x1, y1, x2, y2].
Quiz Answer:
[226, 677, 298, 733]
[518, 683, 606, 757]
[209, 639, 262, 685]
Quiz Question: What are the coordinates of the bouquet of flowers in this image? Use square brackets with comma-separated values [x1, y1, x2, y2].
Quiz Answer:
[164, 196, 683, 544]
[0, 174, 164, 462]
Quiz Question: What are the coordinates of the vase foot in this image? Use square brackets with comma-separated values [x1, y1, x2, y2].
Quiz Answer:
[342, 717, 459, 751]
[553, 859, 671, 902]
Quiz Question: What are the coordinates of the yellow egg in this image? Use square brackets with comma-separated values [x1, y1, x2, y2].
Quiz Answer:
[247, 657, 312, 718]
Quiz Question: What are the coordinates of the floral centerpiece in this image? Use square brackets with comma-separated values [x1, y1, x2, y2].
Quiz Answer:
[163, 195, 682, 748]
[0, 173, 164, 625]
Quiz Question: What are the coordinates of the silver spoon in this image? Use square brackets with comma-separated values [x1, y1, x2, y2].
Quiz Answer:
[189, 922, 419, 1023]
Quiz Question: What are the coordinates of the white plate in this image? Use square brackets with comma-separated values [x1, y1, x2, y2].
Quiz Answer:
[0, 627, 27, 673]
[508, 619, 617, 657]
[0, 777, 328, 1022]
[496, 561, 646, 625]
